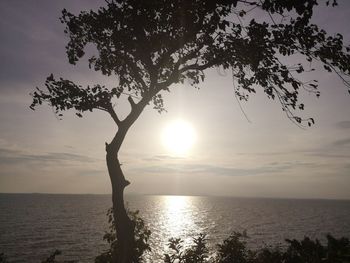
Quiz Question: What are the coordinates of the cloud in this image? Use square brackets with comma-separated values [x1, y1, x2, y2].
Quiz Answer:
[142, 154, 186, 161]
[331, 138, 350, 147]
[76, 169, 106, 177]
[341, 163, 350, 173]
[0, 147, 97, 165]
[236, 150, 311, 156]
[130, 161, 306, 177]
[336, 121, 350, 129]
[237, 140, 350, 159]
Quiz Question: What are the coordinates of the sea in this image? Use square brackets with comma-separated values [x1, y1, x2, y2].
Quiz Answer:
[0, 194, 349, 262]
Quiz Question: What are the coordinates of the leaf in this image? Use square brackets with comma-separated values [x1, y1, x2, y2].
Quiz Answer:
[292, 82, 299, 90]
[323, 65, 332, 72]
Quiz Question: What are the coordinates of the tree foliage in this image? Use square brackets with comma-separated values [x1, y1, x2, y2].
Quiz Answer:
[164, 234, 209, 263]
[31, 0, 350, 127]
[95, 208, 151, 263]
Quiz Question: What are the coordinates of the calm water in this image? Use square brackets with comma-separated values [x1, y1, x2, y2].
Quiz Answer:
[0, 194, 350, 262]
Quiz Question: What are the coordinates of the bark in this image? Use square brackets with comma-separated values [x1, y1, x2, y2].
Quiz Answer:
[106, 148, 134, 263]
[105, 98, 149, 263]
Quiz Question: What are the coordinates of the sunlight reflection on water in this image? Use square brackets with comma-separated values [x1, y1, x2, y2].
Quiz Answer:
[161, 196, 196, 240]
[1, 194, 350, 263]
[146, 195, 208, 261]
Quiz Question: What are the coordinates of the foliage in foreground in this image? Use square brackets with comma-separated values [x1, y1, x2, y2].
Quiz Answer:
[18, 231, 350, 263]
[94, 209, 350, 263]
[94, 208, 151, 263]
[163, 232, 350, 263]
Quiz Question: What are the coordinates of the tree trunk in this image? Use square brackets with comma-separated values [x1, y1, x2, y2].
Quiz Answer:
[105, 97, 149, 263]
[106, 146, 135, 263]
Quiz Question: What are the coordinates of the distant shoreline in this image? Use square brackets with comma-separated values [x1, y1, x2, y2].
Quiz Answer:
[0, 192, 349, 201]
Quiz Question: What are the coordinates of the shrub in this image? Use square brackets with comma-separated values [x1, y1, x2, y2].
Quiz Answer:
[163, 232, 350, 263]
[95, 208, 151, 263]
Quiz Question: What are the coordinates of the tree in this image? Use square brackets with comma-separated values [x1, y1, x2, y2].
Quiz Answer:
[30, 0, 350, 262]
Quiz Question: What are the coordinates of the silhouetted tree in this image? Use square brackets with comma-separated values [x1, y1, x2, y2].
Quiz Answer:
[31, 0, 350, 262]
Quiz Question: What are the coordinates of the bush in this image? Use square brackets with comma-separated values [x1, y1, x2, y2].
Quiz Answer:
[164, 234, 209, 263]
[164, 232, 350, 263]
[95, 208, 151, 263]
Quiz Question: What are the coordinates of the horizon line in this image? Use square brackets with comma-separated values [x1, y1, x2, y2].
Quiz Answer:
[0, 192, 349, 201]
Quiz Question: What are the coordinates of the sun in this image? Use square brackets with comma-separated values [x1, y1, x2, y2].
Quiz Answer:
[162, 120, 196, 155]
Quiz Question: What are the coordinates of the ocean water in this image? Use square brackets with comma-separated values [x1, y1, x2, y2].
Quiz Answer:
[0, 194, 349, 262]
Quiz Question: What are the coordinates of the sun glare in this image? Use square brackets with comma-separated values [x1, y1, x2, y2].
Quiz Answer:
[162, 120, 196, 155]
[161, 196, 195, 239]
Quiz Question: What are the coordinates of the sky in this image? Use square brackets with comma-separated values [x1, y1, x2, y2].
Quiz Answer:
[0, 0, 350, 199]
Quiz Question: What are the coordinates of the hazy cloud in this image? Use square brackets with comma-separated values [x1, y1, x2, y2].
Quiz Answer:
[237, 140, 350, 159]
[308, 152, 350, 158]
[336, 121, 350, 129]
[142, 154, 186, 161]
[331, 138, 350, 147]
[0, 147, 97, 165]
[131, 161, 307, 177]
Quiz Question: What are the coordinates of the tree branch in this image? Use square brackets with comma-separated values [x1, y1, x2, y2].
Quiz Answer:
[179, 60, 219, 72]
[128, 96, 136, 108]
[106, 104, 121, 126]
[124, 57, 148, 91]
[107, 94, 151, 155]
